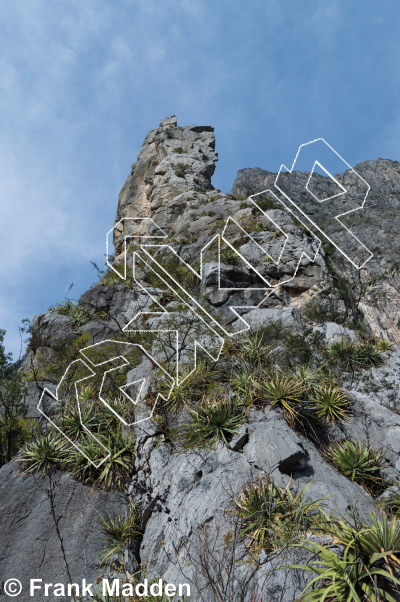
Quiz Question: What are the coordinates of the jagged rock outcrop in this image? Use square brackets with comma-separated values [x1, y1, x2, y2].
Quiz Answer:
[3, 117, 400, 602]
[114, 115, 218, 258]
[232, 159, 400, 344]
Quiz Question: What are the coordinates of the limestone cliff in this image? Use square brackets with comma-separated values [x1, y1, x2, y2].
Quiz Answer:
[2, 117, 400, 602]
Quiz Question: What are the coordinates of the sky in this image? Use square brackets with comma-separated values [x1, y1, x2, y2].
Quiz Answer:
[1, 0, 400, 360]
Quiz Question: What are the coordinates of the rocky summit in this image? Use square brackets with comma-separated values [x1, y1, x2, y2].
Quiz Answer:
[2, 116, 400, 602]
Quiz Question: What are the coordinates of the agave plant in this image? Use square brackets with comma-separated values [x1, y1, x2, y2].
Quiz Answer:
[182, 396, 246, 448]
[60, 403, 100, 440]
[327, 339, 385, 371]
[239, 332, 272, 367]
[79, 385, 96, 402]
[232, 477, 324, 551]
[312, 385, 350, 423]
[18, 433, 67, 475]
[261, 372, 307, 420]
[356, 343, 385, 368]
[291, 539, 400, 602]
[327, 440, 387, 490]
[68, 427, 135, 490]
[291, 511, 400, 601]
[97, 504, 138, 566]
[376, 339, 395, 352]
[326, 339, 360, 371]
[231, 360, 261, 406]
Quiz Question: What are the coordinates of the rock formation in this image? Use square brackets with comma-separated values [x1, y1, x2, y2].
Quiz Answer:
[2, 116, 400, 602]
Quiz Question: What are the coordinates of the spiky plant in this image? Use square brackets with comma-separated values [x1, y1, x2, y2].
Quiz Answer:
[326, 339, 360, 371]
[60, 403, 99, 440]
[96, 427, 135, 490]
[68, 427, 135, 490]
[312, 385, 350, 423]
[97, 504, 138, 566]
[79, 385, 96, 401]
[376, 339, 395, 352]
[326, 440, 387, 492]
[261, 372, 307, 420]
[181, 396, 246, 448]
[18, 433, 67, 475]
[356, 342, 385, 368]
[232, 477, 324, 551]
[291, 511, 400, 602]
[239, 332, 272, 367]
[231, 360, 261, 406]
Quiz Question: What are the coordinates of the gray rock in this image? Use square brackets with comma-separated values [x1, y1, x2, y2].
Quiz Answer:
[242, 307, 302, 332]
[0, 461, 123, 602]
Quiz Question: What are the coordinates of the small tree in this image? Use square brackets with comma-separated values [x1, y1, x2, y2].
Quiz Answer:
[0, 329, 28, 464]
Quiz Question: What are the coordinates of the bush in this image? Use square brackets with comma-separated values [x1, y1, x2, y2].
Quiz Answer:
[232, 477, 324, 551]
[260, 372, 307, 421]
[220, 247, 241, 266]
[18, 433, 67, 476]
[181, 396, 246, 448]
[376, 339, 395, 351]
[292, 512, 400, 602]
[326, 339, 384, 371]
[311, 385, 350, 423]
[326, 440, 387, 493]
[68, 426, 135, 490]
[97, 504, 138, 566]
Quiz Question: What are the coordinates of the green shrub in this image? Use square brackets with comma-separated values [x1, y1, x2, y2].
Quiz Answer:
[220, 247, 241, 266]
[261, 372, 307, 421]
[312, 385, 350, 423]
[292, 512, 400, 602]
[174, 163, 190, 178]
[97, 504, 138, 566]
[232, 477, 324, 552]
[68, 426, 135, 490]
[376, 339, 395, 352]
[181, 396, 246, 448]
[18, 433, 67, 476]
[326, 339, 384, 371]
[60, 402, 100, 440]
[326, 440, 387, 493]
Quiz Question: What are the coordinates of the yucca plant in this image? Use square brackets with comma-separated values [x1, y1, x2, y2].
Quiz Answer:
[312, 385, 350, 423]
[69, 427, 135, 490]
[356, 343, 385, 368]
[231, 360, 261, 406]
[181, 396, 246, 448]
[291, 511, 400, 601]
[97, 504, 138, 566]
[239, 332, 272, 367]
[60, 403, 100, 440]
[79, 385, 96, 401]
[261, 372, 307, 421]
[291, 539, 400, 602]
[326, 339, 360, 371]
[326, 440, 387, 492]
[376, 339, 395, 352]
[96, 427, 135, 490]
[327, 339, 385, 371]
[383, 486, 400, 518]
[232, 477, 324, 551]
[17, 433, 67, 475]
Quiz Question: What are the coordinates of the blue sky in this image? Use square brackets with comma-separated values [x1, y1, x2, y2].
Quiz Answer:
[1, 0, 400, 359]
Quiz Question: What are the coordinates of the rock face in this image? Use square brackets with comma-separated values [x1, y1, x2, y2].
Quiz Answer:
[231, 159, 400, 344]
[3, 117, 400, 601]
[0, 461, 122, 602]
[114, 115, 218, 259]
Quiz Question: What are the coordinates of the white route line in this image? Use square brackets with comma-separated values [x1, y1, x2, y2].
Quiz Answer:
[274, 138, 373, 269]
[39, 140, 372, 465]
